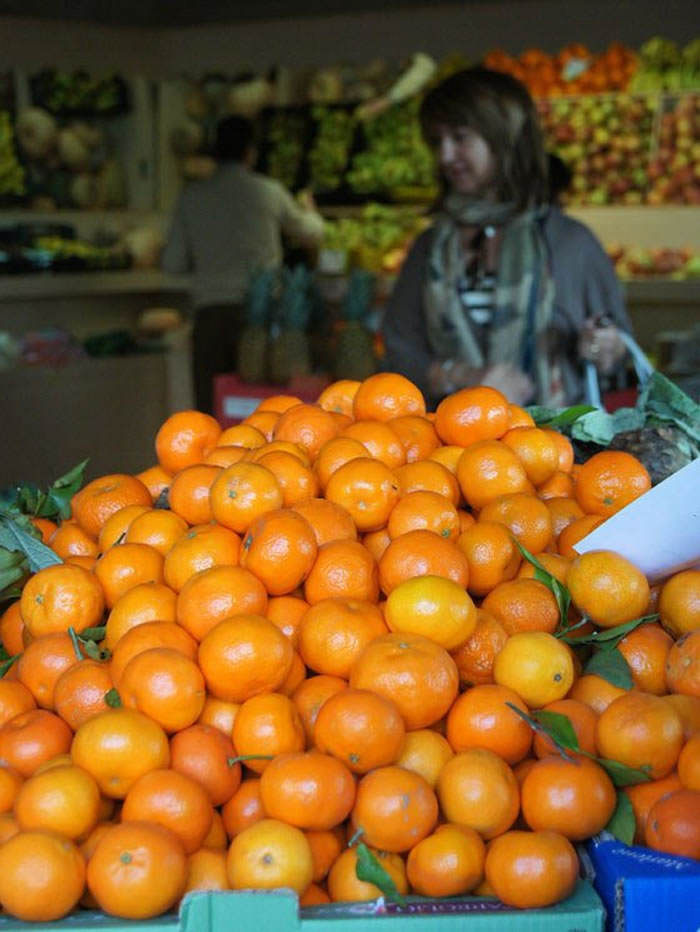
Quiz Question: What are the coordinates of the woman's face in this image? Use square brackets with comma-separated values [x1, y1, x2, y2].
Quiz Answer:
[431, 124, 497, 196]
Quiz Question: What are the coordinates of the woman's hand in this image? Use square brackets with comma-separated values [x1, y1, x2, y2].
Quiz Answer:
[481, 363, 535, 405]
[428, 359, 534, 404]
[578, 323, 626, 374]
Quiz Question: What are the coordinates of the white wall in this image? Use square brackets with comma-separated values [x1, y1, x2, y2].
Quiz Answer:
[1, 0, 697, 76]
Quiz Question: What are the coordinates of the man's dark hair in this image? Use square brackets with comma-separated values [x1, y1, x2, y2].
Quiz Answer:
[420, 67, 549, 210]
[215, 116, 256, 162]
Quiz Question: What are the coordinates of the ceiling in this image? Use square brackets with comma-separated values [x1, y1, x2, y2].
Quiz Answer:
[0, 0, 460, 27]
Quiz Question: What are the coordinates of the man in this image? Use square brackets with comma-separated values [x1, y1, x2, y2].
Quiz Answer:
[162, 116, 325, 414]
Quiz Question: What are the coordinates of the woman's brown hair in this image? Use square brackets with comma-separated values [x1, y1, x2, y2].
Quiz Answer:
[420, 67, 549, 210]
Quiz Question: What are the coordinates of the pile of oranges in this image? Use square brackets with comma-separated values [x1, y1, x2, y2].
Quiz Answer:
[0, 372, 698, 923]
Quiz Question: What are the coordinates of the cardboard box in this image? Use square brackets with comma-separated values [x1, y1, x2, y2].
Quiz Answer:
[584, 835, 700, 932]
[178, 881, 605, 932]
[213, 374, 318, 427]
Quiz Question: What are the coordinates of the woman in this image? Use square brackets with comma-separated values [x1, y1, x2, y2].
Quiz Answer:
[381, 68, 630, 408]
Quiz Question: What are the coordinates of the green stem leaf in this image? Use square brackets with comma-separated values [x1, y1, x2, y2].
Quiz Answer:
[605, 791, 636, 844]
[515, 541, 571, 625]
[104, 688, 122, 708]
[0, 654, 20, 678]
[584, 647, 634, 689]
[505, 702, 578, 762]
[355, 843, 406, 906]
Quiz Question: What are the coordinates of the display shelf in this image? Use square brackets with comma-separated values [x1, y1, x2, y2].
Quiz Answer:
[0, 269, 191, 301]
[567, 205, 699, 248]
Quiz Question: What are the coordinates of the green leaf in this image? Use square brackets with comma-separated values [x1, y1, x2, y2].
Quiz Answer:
[0, 654, 20, 678]
[584, 647, 634, 689]
[527, 406, 559, 425]
[593, 757, 651, 788]
[571, 409, 616, 446]
[609, 406, 645, 434]
[515, 541, 570, 624]
[82, 640, 111, 662]
[79, 626, 107, 642]
[104, 688, 122, 708]
[0, 548, 28, 597]
[355, 843, 407, 906]
[576, 614, 658, 650]
[605, 791, 636, 844]
[0, 517, 62, 573]
[542, 405, 597, 428]
[532, 709, 580, 750]
[43, 460, 89, 520]
[505, 702, 577, 762]
[67, 626, 85, 660]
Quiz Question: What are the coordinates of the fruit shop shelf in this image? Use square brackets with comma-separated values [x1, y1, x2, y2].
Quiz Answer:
[0, 270, 192, 301]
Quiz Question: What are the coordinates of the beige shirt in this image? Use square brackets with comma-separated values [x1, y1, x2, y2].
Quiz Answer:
[162, 163, 325, 308]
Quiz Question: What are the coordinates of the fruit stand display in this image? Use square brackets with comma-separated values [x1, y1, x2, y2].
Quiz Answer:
[0, 373, 698, 927]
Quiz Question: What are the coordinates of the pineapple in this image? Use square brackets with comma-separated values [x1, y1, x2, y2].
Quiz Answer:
[333, 269, 378, 381]
[236, 269, 276, 384]
[268, 265, 313, 384]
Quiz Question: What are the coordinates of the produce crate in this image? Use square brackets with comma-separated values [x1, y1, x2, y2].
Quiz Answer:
[583, 835, 700, 932]
[178, 882, 605, 932]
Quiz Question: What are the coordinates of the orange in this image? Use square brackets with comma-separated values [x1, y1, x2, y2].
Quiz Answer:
[434, 385, 509, 447]
[104, 581, 177, 651]
[110, 619, 198, 685]
[221, 778, 265, 838]
[317, 378, 361, 416]
[494, 631, 574, 707]
[184, 848, 229, 893]
[198, 615, 293, 703]
[557, 514, 605, 559]
[568, 674, 626, 716]
[0, 709, 72, 777]
[166, 465, 221, 526]
[86, 820, 187, 918]
[0, 766, 23, 813]
[97, 504, 152, 552]
[125, 508, 188, 555]
[353, 372, 426, 422]
[645, 789, 700, 859]
[254, 450, 320, 506]
[0, 678, 36, 727]
[507, 403, 535, 429]
[291, 498, 357, 547]
[313, 688, 405, 774]
[273, 404, 339, 461]
[517, 551, 571, 585]
[30, 516, 57, 543]
[383, 574, 477, 651]
[48, 522, 100, 560]
[291, 674, 348, 744]
[532, 698, 598, 759]
[265, 595, 309, 647]
[240, 508, 317, 596]
[155, 409, 222, 473]
[349, 632, 458, 730]
[232, 692, 305, 774]
[456, 522, 520, 598]
[406, 823, 485, 897]
[226, 818, 313, 894]
[388, 414, 440, 462]
[378, 529, 469, 596]
[350, 764, 437, 853]
[567, 550, 650, 628]
[248, 440, 311, 466]
[574, 450, 651, 517]
[163, 523, 241, 592]
[94, 542, 165, 609]
[327, 845, 407, 902]
[456, 440, 531, 510]
[666, 631, 700, 697]
[537, 470, 575, 500]
[298, 598, 386, 679]
[446, 684, 533, 764]
[659, 569, 700, 637]
[450, 609, 508, 687]
[596, 691, 684, 780]
[170, 722, 241, 806]
[436, 748, 520, 839]
[177, 565, 267, 643]
[16, 632, 80, 709]
[210, 462, 283, 534]
[479, 492, 553, 554]
[305, 828, 344, 883]
[618, 623, 674, 695]
[395, 729, 454, 788]
[202, 810, 228, 850]
[119, 647, 206, 733]
[502, 426, 560, 486]
[341, 420, 406, 469]
[544, 430, 575, 474]
[257, 394, 303, 414]
[362, 528, 391, 562]
[14, 762, 101, 840]
[324, 456, 400, 532]
[0, 601, 26, 657]
[204, 445, 249, 468]
[198, 695, 240, 735]
[122, 768, 213, 854]
[0, 830, 86, 921]
[387, 490, 460, 541]
[304, 539, 379, 605]
[626, 772, 683, 843]
[482, 578, 560, 635]
[484, 830, 578, 909]
[678, 733, 700, 791]
[428, 444, 465, 476]
[394, 459, 460, 504]
[217, 423, 266, 449]
[260, 750, 356, 830]
[136, 464, 173, 501]
[71, 707, 170, 798]
[314, 436, 368, 490]
[521, 755, 616, 840]
[53, 659, 115, 730]
[20, 563, 104, 638]
[664, 694, 700, 740]
[71, 473, 152, 540]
